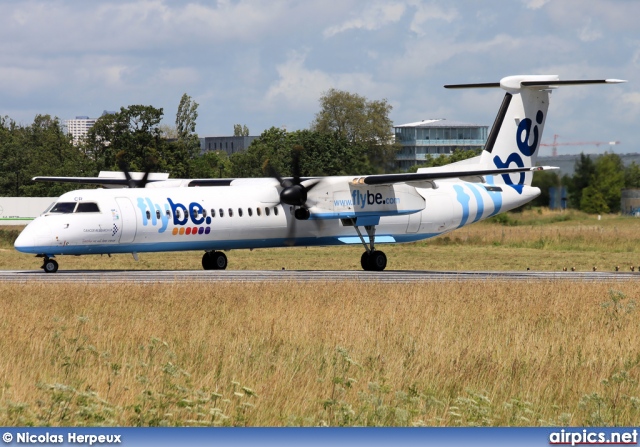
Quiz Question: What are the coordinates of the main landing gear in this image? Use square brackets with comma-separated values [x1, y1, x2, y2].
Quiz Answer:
[202, 251, 228, 270]
[354, 223, 387, 271]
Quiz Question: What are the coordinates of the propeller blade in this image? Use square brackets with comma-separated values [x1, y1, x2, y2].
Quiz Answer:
[291, 145, 303, 185]
[285, 211, 297, 246]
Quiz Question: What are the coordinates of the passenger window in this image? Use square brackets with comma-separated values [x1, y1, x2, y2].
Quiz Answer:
[166, 209, 171, 217]
[219, 208, 224, 217]
[228, 208, 233, 217]
[265, 207, 270, 216]
[203, 209, 207, 218]
[211, 209, 216, 218]
[257, 207, 261, 216]
[156, 210, 161, 219]
[177, 209, 182, 220]
[75, 202, 100, 213]
[146, 210, 151, 219]
[49, 202, 76, 213]
[274, 206, 279, 216]
[238, 208, 243, 217]
[248, 208, 253, 217]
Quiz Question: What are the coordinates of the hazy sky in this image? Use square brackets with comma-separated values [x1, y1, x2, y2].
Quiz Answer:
[1, 0, 638, 156]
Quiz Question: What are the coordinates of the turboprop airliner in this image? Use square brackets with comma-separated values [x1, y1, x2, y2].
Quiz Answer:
[14, 75, 625, 273]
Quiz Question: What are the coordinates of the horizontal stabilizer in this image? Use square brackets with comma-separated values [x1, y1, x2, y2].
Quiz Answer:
[445, 75, 626, 92]
[363, 166, 557, 186]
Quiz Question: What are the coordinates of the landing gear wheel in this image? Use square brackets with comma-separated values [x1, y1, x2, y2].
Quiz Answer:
[369, 250, 387, 271]
[213, 252, 227, 270]
[360, 250, 387, 271]
[43, 259, 58, 273]
[202, 251, 228, 270]
[361, 251, 371, 270]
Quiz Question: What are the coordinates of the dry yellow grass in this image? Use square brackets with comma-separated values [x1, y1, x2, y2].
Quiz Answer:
[1, 281, 639, 426]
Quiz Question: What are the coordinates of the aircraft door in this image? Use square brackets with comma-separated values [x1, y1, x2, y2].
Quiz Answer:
[115, 197, 137, 243]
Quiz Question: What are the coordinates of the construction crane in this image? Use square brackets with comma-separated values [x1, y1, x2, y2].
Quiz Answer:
[541, 134, 621, 157]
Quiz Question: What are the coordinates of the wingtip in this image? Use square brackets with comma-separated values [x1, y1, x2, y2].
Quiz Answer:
[606, 79, 628, 84]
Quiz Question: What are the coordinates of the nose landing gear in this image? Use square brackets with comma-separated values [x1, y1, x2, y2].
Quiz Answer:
[42, 257, 59, 273]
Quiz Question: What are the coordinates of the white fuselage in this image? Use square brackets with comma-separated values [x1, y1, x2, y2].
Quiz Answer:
[14, 176, 539, 256]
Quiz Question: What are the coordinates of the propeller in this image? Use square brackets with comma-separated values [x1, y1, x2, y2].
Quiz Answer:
[264, 146, 322, 245]
[264, 146, 320, 219]
[117, 153, 155, 188]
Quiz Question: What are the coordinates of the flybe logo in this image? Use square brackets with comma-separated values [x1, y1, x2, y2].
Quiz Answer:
[493, 110, 544, 193]
[334, 190, 401, 209]
[136, 197, 211, 235]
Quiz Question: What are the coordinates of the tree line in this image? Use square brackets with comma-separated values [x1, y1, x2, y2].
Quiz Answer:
[0, 90, 397, 197]
[530, 152, 640, 213]
[1, 89, 639, 214]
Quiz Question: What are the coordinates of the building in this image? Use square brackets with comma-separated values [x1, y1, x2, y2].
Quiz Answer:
[64, 111, 115, 145]
[199, 136, 258, 156]
[394, 119, 488, 170]
[64, 116, 97, 145]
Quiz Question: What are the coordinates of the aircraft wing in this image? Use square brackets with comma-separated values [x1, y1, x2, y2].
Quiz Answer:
[361, 165, 557, 185]
[31, 176, 146, 186]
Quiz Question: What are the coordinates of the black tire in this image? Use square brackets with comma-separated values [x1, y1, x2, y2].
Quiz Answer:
[369, 250, 387, 271]
[43, 259, 58, 273]
[202, 252, 214, 270]
[360, 251, 371, 271]
[213, 252, 228, 270]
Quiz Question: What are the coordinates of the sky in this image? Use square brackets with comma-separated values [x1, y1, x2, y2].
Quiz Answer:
[1, 0, 639, 157]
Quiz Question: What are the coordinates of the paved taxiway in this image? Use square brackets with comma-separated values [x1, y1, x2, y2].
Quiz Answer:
[0, 269, 637, 283]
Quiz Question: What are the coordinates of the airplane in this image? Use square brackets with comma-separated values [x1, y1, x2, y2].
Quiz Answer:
[14, 74, 625, 273]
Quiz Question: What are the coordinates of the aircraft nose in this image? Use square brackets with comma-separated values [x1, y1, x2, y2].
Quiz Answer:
[14, 220, 51, 253]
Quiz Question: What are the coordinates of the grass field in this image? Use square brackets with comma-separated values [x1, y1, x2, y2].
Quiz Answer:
[0, 209, 639, 427]
[0, 281, 639, 426]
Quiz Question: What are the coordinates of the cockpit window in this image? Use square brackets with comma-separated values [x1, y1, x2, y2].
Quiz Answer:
[42, 202, 56, 214]
[75, 202, 101, 213]
[49, 202, 76, 213]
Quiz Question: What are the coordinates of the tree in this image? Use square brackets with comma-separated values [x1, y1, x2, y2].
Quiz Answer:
[176, 94, 198, 139]
[530, 169, 561, 208]
[580, 185, 609, 214]
[566, 153, 596, 208]
[592, 152, 625, 213]
[233, 124, 250, 137]
[189, 150, 232, 178]
[311, 89, 397, 172]
[229, 127, 371, 178]
[0, 115, 89, 197]
[624, 161, 640, 188]
[84, 105, 165, 173]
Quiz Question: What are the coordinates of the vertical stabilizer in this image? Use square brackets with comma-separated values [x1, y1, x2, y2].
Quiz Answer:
[445, 75, 626, 193]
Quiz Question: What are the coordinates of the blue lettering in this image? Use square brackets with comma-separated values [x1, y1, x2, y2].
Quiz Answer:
[359, 191, 366, 209]
[190, 202, 205, 225]
[156, 203, 169, 233]
[145, 198, 158, 226]
[493, 153, 525, 194]
[137, 198, 149, 226]
[168, 198, 188, 225]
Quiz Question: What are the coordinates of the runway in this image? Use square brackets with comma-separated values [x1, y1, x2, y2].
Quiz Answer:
[0, 269, 638, 284]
